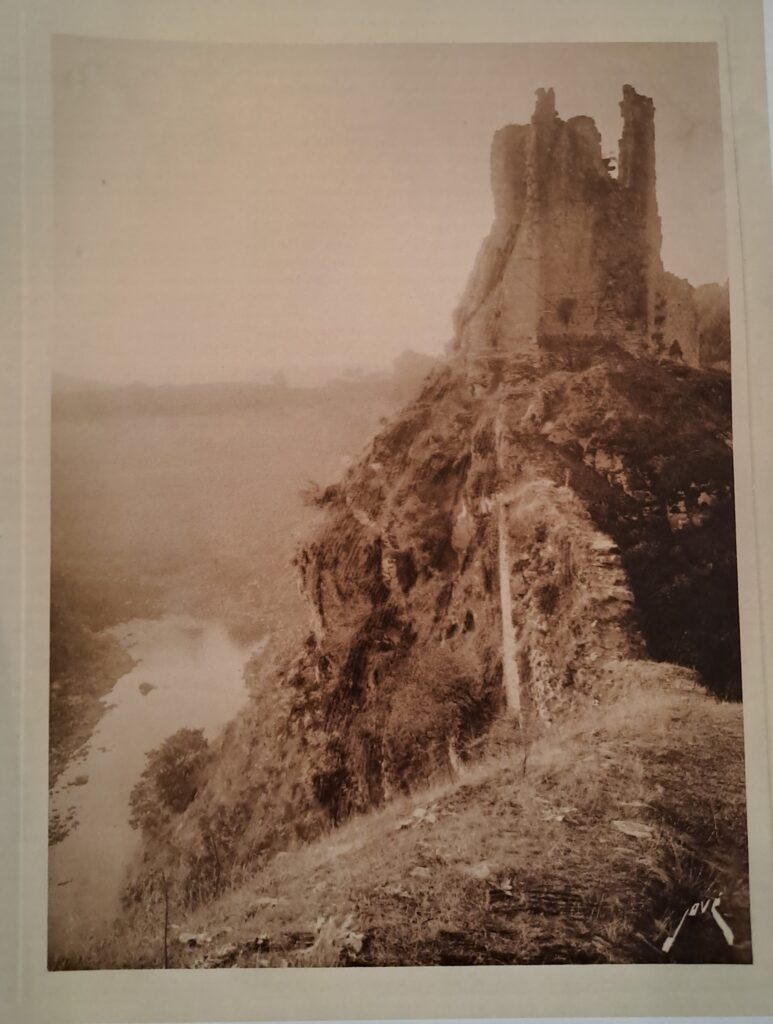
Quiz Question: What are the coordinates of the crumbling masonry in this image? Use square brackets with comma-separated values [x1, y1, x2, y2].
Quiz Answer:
[454, 85, 703, 366]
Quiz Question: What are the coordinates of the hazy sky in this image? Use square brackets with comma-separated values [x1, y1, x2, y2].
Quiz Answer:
[54, 38, 727, 384]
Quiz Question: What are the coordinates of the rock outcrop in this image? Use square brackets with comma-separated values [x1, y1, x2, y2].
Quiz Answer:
[453, 86, 729, 369]
[287, 345, 738, 825]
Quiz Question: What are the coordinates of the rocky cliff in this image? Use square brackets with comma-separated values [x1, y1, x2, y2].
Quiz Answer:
[287, 342, 737, 825]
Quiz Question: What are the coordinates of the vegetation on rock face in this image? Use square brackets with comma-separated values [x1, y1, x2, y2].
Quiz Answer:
[282, 340, 741, 832]
[114, 336, 742, 926]
[529, 341, 740, 695]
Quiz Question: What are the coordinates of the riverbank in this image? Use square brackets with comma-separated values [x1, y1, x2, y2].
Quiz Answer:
[48, 569, 161, 798]
[48, 615, 263, 961]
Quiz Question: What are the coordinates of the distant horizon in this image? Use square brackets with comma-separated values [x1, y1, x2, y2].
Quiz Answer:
[51, 353, 434, 390]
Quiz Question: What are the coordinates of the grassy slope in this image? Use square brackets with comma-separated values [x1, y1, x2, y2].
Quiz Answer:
[82, 662, 749, 969]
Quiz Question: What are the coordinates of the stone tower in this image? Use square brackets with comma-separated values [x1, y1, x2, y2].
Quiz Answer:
[453, 85, 702, 366]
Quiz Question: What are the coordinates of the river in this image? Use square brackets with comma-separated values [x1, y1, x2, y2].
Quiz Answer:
[48, 615, 263, 957]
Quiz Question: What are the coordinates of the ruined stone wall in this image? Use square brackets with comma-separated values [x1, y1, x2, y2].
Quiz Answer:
[654, 272, 700, 364]
[694, 281, 731, 369]
[454, 84, 707, 369]
[533, 104, 609, 341]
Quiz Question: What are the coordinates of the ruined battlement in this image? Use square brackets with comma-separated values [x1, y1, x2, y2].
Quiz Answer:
[453, 85, 703, 366]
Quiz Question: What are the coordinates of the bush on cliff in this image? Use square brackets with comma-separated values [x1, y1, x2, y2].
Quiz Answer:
[129, 728, 211, 841]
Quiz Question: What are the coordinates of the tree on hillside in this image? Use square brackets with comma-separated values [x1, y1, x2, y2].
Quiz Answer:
[129, 728, 210, 839]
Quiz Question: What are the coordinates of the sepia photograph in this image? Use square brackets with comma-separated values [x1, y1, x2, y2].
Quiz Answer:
[47, 36, 752, 972]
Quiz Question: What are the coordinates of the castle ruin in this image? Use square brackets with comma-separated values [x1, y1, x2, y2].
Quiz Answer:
[454, 85, 703, 366]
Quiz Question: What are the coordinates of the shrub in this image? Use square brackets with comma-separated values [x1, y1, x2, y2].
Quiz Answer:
[383, 646, 488, 789]
[129, 728, 211, 838]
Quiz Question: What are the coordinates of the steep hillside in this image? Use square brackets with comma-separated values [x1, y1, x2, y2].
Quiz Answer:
[60, 662, 749, 968]
[178, 669, 750, 967]
[113, 337, 740, 923]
